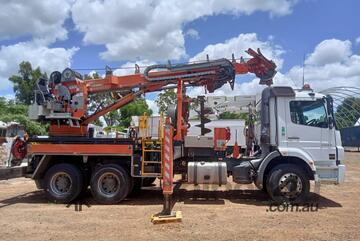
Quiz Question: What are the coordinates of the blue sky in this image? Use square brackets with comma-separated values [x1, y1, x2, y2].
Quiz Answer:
[0, 0, 359, 110]
[187, 0, 359, 67]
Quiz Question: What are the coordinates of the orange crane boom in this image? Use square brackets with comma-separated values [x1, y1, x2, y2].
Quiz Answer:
[31, 48, 276, 136]
[84, 48, 276, 123]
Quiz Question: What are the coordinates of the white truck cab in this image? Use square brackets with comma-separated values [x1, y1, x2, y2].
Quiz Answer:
[277, 87, 345, 183]
[248, 86, 346, 203]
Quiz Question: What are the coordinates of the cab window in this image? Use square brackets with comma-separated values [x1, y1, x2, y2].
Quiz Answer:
[290, 100, 328, 128]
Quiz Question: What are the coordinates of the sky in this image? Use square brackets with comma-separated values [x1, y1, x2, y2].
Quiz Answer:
[0, 0, 359, 114]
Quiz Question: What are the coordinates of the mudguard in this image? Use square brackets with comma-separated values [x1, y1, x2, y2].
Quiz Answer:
[255, 148, 316, 189]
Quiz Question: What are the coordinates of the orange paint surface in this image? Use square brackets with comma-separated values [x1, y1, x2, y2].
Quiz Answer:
[28, 143, 133, 155]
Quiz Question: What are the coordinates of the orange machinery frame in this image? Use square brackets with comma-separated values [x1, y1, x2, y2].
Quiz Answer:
[29, 48, 276, 156]
[50, 48, 275, 138]
[28, 143, 133, 156]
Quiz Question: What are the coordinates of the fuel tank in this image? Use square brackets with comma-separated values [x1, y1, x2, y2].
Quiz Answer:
[187, 161, 227, 185]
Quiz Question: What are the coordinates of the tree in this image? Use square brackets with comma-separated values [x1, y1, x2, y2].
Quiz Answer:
[85, 72, 121, 126]
[0, 97, 47, 136]
[9, 61, 47, 105]
[156, 89, 199, 115]
[156, 89, 177, 113]
[218, 111, 248, 120]
[119, 98, 152, 127]
[335, 97, 360, 128]
[85, 73, 152, 128]
[3, 61, 48, 135]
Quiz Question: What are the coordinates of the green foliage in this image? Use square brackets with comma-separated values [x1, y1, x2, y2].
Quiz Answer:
[103, 125, 126, 133]
[156, 89, 177, 113]
[0, 114, 47, 136]
[335, 97, 360, 128]
[85, 72, 152, 128]
[9, 61, 47, 105]
[84, 72, 100, 80]
[85, 72, 121, 126]
[219, 111, 248, 120]
[119, 98, 152, 127]
[156, 89, 199, 116]
[4, 62, 48, 135]
[0, 97, 47, 136]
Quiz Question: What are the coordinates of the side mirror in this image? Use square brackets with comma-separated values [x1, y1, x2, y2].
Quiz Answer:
[328, 116, 334, 129]
[325, 95, 336, 129]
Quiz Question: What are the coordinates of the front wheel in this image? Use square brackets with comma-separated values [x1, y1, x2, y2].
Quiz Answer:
[90, 164, 131, 204]
[266, 164, 310, 204]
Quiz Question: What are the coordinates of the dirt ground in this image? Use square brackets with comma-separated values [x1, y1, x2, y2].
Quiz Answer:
[0, 153, 359, 241]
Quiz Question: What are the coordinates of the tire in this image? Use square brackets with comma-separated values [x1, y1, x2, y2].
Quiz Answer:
[266, 163, 310, 204]
[90, 164, 131, 204]
[44, 163, 84, 204]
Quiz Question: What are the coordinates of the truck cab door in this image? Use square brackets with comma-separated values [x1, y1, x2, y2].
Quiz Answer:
[323, 97, 339, 165]
[285, 99, 330, 161]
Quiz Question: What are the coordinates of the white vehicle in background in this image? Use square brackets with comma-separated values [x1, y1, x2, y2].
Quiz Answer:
[188, 119, 246, 147]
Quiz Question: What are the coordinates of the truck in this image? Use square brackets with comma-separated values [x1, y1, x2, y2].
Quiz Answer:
[4, 48, 345, 216]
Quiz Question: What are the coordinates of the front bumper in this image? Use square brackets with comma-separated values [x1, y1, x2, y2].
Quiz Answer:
[337, 164, 346, 184]
[315, 164, 346, 184]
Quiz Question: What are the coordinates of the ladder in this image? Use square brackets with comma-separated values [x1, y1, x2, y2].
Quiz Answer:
[141, 138, 163, 177]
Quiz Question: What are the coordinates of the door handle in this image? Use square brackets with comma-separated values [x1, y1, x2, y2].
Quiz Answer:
[288, 136, 300, 140]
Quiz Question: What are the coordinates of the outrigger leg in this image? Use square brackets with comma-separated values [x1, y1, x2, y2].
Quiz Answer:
[151, 120, 182, 224]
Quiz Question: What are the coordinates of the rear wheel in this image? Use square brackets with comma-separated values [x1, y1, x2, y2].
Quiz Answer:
[44, 163, 84, 203]
[266, 163, 310, 204]
[90, 164, 130, 204]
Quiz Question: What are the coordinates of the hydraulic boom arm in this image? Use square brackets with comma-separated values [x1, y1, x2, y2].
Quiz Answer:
[30, 48, 276, 136]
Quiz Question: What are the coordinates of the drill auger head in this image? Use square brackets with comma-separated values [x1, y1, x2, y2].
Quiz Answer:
[246, 48, 277, 86]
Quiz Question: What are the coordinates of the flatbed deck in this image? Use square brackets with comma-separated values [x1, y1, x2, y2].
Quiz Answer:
[27, 137, 136, 156]
[28, 136, 135, 145]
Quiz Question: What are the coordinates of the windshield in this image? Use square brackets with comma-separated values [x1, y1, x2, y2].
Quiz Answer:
[290, 100, 328, 128]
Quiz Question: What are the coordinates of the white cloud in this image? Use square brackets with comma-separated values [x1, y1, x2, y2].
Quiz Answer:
[188, 36, 360, 98]
[356, 36, 360, 45]
[3, 94, 15, 101]
[0, 42, 78, 90]
[187, 33, 287, 97]
[189, 33, 284, 69]
[87, 70, 98, 77]
[113, 60, 157, 76]
[113, 60, 159, 115]
[289, 57, 360, 91]
[286, 39, 360, 91]
[187, 72, 295, 97]
[0, 0, 73, 43]
[146, 99, 159, 115]
[305, 39, 352, 66]
[0, 0, 78, 92]
[71, 0, 297, 61]
[186, 29, 200, 40]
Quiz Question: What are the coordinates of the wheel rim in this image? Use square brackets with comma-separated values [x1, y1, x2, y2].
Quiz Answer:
[97, 172, 120, 198]
[50, 172, 72, 196]
[278, 172, 303, 199]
